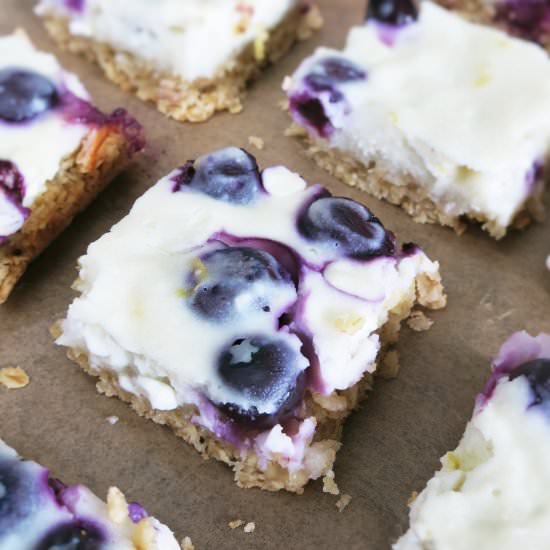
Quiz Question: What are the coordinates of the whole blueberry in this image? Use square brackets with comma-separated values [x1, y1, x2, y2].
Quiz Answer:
[216, 335, 306, 429]
[187, 246, 294, 323]
[366, 0, 418, 25]
[34, 521, 105, 550]
[289, 92, 333, 138]
[495, 0, 550, 43]
[304, 57, 366, 95]
[0, 68, 59, 123]
[297, 195, 395, 260]
[0, 458, 42, 533]
[172, 147, 262, 205]
[510, 358, 550, 407]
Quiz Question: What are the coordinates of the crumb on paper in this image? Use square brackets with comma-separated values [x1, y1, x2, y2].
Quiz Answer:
[0, 367, 30, 389]
[282, 76, 293, 92]
[284, 123, 307, 138]
[278, 97, 290, 111]
[181, 536, 195, 550]
[248, 135, 265, 150]
[107, 487, 129, 524]
[106, 415, 119, 425]
[378, 350, 400, 380]
[546, 255, 550, 271]
[297, 4, 324, 40]
[406, 310, 434, 332]
[229, 103, 243, 114]
[244, 522, 255, 534]
[322, 470, 340, 496]
[228, 519, 245, 530]
[336, 494, 352, 512]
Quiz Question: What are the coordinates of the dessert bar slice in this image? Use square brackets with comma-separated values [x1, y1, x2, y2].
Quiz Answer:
[54, 147, 445, 493]
[285, 0, 550, 238]
[394, 331, 550, 550]
[0, 438, 182, 549]
[36, 0, 322, 122]
[435, 0, 550, 51]
[0, 30, 144, 304]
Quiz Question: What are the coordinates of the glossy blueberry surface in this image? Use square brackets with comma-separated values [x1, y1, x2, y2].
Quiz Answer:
[187, 246, 294, 323]
[510, 358, 550, 407]
[366, 0, 418, 25]
[304, 57, 366, 96]
[289, 92, 333, 138]
[0, 457, 41, 532]
[173, 147, 262, 205]
[34, 521, 105, 550]
[0, 68, 58, 123]
[217, 336, 306, 430]
[297, 195, 395, 260]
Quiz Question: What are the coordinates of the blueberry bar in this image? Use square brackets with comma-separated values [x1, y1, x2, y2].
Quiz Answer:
[36, 0, 321, 123]
[436, 0, 550, 51]
[53, 147, 445, 493]
[285, 0, 550, 238]
[394, 331, 550, 550]
[0, 30, 143, 304]
[0, 438, 182, 549]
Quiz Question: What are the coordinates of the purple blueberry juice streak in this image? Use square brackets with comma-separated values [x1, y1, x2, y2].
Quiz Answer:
[65, 0, 85, 11]
[495, 0, 550, 44]
[128, 502, 148, 524]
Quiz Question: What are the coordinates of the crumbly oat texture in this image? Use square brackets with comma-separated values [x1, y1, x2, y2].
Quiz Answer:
[0, 366, 30, 389]
[40, 6, 320, 123]
[0, 127, 136, 304]
[54, 269, 445, 494]
[287, 124, 546, 239]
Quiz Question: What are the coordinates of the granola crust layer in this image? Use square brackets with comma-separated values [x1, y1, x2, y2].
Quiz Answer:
[54, 270, 445, 494]
[0, 126, 138, 304]
[40, 6, 321, 123]
[287, 124, 546, 239]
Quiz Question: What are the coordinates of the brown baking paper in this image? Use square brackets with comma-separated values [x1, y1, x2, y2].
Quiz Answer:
[2, 1, 550, 548]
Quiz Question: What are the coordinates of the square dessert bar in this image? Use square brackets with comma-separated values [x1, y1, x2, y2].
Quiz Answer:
[54, 147, 445, 493]
[435, 0, 550, 51]
[0, 30, 144, 304]
[285, 0, 550, 238]
[0, 438, 183, 549]
[36, 0, 322, 122]
[394, 331, 550, 550]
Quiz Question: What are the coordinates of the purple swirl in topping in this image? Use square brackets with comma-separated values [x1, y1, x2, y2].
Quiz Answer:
[65, 0, 85, 11]
[495, 0, 550, 44]
[0, 160, 29, 242]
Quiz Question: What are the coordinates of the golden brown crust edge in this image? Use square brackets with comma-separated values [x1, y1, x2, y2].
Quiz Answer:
[0, 127, 137, 304]
[39, 6, 322, 123]
[286, 124, 546, 239]
[52, 270, 445, 494]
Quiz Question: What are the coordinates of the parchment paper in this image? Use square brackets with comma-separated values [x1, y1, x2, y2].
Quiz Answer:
[2, 1, 550, 548]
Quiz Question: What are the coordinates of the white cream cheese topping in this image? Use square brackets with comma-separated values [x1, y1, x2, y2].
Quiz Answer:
[288, 2, 550, 228]
[394, 354, 550, 549]
[0, 31, 90, 237]
[36, 0, 298, 81]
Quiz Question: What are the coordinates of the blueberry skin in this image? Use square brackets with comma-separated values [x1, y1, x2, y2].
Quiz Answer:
[217, 336, 306, 430]
[0, 160, 25, 203]
[34, 521, 105, 550]
[188, 246, 293, 323]
[495, 0, 550, 43]
[0, 68, 59, 123]
[366, 0, 418, 26]
[304, 57, 366, 95]
[289, 92, 333, 138]
[172, 147, 262, 205]
[510, 358, 550, 407]
[297, 195, 395, 260]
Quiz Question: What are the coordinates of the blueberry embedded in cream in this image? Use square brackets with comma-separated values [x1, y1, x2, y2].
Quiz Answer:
[0, 30, 143, 304]
[55, 146, 445, 493]
[36, 0, 321, 122]
[394, 331, 550, 550]
[0, 439, 183, 549]
[366, 0, 419, 26]
[286, 1, 550, 238]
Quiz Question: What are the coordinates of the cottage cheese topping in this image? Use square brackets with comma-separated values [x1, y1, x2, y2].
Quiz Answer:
[287, 2, 550, 227]
[36, 0, 298, 81]
[394, 332, 550, 550]
[0, 31, 90, 238]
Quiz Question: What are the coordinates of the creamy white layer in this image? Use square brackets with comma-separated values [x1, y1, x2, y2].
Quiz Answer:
[36, 0, 298, 81]
[0, 31, 89, 238]
[57, 163, 439, 467]
[287, 2, 550, 229]
[394, 332, 550, 550]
